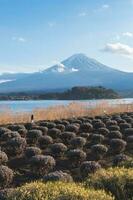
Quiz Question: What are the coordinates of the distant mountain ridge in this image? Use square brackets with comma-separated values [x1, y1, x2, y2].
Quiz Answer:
[0, 72, 32, 84]
[0, 53, 133, 93]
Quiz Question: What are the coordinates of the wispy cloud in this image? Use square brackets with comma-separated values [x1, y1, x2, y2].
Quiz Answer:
[101, 42, 133, 58]
[122, 32, 133, 37]
[94, 4, 110, 12]
[48, 22, 56, 28]
[113, 32, 133, 41]
[12, 36, 26, 43]
[78, 12, 87, 17]
[102, 4, 110, 9]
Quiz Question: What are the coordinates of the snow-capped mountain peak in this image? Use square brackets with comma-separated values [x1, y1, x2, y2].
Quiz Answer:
[61, 53, 114, 72]
[0, 53, 132, 93]
[51, 63, 66, 73]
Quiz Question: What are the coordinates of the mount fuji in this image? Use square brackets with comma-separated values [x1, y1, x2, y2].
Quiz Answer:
[0, 53, 133, 93]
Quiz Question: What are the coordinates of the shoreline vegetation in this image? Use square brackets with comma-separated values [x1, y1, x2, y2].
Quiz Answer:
[0, 86, 120, 101]
[0, 101, 133, 125]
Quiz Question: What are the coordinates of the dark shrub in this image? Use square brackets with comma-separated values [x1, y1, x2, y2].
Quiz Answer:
[109, 139, 127, 154]
[53, 119, 62, 124]
[83, 119, 92, 124]
[25, 147, 42, 159]
[0, 151, 8, 165]
[93, 122, 105, 129]
[0, 188, 13, 200]
[124, 128, 133, 137]
[48, 128, 61, 139]
[67, 149, 86, 167]
[47, 122, 56, 129]
[65, 124, 79, 133]
[61, 132, 76, 144]
[117, 158, 133, 168]
[102, 117, 110, 123]
[117, 119, 126, 124]
[38, 136, 53, 149]
[29, 155, 55, 176]
[73, 119, 82, 124]
[80, 161, 101, 179]
[25, 122, 37, 130]
[39, 121, 49, 127]
[108, 125, 120, 131]
[7, 124, 25, 131]
[1, 131, 21, 142]
[0, 128, 10, 137]
[124, 117, 133, 124]
[18, 129, 27, 138]
[80, 132, 90, 139]
[56, 124, 65, 132]
[91, 144, 108, 160]
[113, 154, 130, 166]
[126, 135, 133, 143]
[67, 118, 75, 123]
[70, 137, 86, 149]
[72, 123, 81, 128]
[31, 126, 48, 135]
[43, 170, 73, 182]
[97, 128, 109, 136]
[80, 123, 93, 132]
[92, 119, 102, 124]
[126, 135, 133, 152]
[27, 129, 42, 144]
[0, 165, 13, 189]
[119, 123, 131, 131]
[5, 137, 27, 156]
[61, 120, 70, 126]
[95, 116, 103, 120]
[121, 114, 128, 118]
[112, 115, 121, 120]
[108, 131, 122, 139]
[106, 120, 117, 126]
[90, 134, 104, 145]
[8, 156, 27, 169]
[50, 143, 67, 157]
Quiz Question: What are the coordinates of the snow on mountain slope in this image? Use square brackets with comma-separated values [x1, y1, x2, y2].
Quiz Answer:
[0, 53, 132, 93]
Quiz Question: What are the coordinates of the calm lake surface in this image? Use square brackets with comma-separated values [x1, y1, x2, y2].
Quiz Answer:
[0, 99, 133, 113]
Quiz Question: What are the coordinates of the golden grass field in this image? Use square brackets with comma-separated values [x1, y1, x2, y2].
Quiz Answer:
[0, 101, 133, 125]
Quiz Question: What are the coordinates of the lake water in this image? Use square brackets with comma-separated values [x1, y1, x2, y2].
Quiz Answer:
[0, 98, 133, 113]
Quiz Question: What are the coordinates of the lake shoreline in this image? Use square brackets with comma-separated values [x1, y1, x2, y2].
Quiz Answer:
[0, 100, 133, 125]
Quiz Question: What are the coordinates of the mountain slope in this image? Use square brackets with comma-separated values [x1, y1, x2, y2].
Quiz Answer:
[0, 54, 133, 93]
[0, 73, 32, 84]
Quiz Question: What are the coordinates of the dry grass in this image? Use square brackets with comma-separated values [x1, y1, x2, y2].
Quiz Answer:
[0, 101, 133, 125]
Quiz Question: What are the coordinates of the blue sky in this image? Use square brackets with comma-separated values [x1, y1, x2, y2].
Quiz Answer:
[0, 0, 133, 73]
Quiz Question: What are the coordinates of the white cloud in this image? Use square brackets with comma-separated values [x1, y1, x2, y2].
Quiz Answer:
[78, 12, 87, 17]
[102, 42, 133, 58]
[94, 4, 110, 12]
[18, 37, 26, 42]
[12, 36, 26, 43]
[113, 32, 133, 41]
[71, 68, 79, 72]
[123, 32, 133, 37]
[102, 4, 110, 9]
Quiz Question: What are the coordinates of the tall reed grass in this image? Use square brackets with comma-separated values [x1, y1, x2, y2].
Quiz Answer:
[0, 101, 133, 125]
